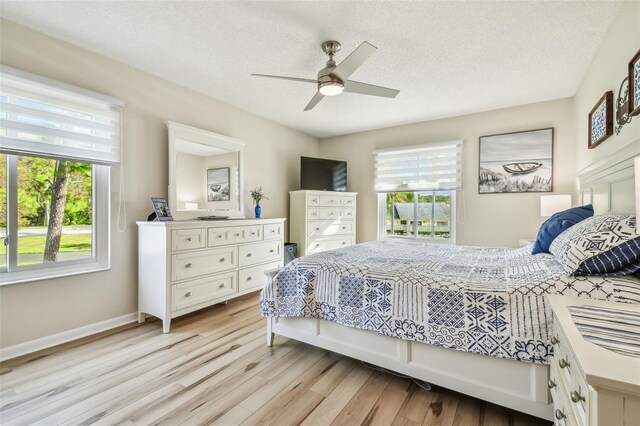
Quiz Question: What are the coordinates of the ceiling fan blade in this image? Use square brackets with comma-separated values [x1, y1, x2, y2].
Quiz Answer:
[332, 41, 377, 81]
[251, 74, 316, 84]
[343, 80, 400, 98]
[304, 92, 325, 111]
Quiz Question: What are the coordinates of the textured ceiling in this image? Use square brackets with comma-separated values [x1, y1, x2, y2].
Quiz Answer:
[0, 1, 621, 138]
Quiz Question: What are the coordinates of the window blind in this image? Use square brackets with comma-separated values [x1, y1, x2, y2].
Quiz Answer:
[0, 65, 124, 165]
[373, 140, 463, 192]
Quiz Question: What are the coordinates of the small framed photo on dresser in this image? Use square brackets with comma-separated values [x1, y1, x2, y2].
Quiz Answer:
[151, 197, 173, 221]
[587, 91, 613, 149]
[629, 49, 640, 117]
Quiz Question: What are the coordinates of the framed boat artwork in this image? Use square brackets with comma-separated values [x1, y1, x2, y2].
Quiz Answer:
[479, 128, 553, 194]
[587, 91, 613, 149]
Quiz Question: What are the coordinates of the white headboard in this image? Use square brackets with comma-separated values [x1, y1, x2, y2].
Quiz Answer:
[577, 138, 640, 220]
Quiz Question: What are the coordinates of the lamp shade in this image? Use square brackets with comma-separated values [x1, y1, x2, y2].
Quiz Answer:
[540, 194, 571, 217]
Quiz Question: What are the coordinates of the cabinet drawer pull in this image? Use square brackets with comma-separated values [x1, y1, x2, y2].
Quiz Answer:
[217, 234, 223, 238]
[250, 232, 256, 236]
[551, 336, 559, 345]
[219, 258, 226, 262]
[315, 243, 320, 247]
[342, 242, 347, 245]
[219, 283, 225, 288]
[246, 253, 252, 257]
[185, 263, 192, 269]
[342, 226, 347, 230]
[558, 358, 570, 369]
[570, 390, 585, 403]
[330, 199, 334, 203]
[247, 276, 252, 281]
[547, 379, 556, 389]
[315, 227, 320, 231]
[554, 409, 565, 420]
[271, 229, 276, 233]
[235, 233, 240, 237]
[185, 291, 192, 297]
[186, 237, 192, 242]
[269, 249, 275, 253]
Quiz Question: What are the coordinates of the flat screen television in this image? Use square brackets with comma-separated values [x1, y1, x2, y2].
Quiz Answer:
[300, 156, 347, 192]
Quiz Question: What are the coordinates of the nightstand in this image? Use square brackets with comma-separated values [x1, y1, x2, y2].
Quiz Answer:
[547, 295, 640, 425]
[519, 238, 535, 247]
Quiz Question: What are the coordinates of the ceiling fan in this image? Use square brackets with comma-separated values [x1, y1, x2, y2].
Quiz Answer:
[252, 40, 400, 111]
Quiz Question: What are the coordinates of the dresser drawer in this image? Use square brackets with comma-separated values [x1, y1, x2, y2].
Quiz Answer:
[308, 221, 354, 238]
[239, 240, 281, 267]
[239, 260, 282, 291]
[308, 194, 321, 206]
[342, 196, 356, 207]
[171, 246, 237, 282]
[208, 227, 228, 246]
[307, 237, 353, 254]
[342, 208, 355, 220]
[319, 195, 342, 206]
[171, 272, 236, 312]
[264, 223, 283, 240]
[308, 207, 342, 220]
[227, 225, 262, 243]
[171, 228, 206, 252]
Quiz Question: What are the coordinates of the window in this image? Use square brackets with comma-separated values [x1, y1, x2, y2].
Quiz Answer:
[383, 191, 454, 240]
[374, 141, 462, 243]
[0, 65, 122, 284]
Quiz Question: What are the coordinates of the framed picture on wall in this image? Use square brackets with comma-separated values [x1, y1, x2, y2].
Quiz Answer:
[478, 128, 553, 194]
[207, 167, 230, 201]
[629, 49, 640, 117]
[587, 91, 613, 149]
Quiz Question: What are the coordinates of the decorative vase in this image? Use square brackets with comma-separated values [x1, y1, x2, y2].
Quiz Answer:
[255, 204, 261, 219]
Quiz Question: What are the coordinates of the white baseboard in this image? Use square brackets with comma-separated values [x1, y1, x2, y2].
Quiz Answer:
[0, 312, 137, 362]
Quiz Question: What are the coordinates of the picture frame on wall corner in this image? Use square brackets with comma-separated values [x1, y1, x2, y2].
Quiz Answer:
[587, 91, 613, 149]
[629, 49, 640, 117]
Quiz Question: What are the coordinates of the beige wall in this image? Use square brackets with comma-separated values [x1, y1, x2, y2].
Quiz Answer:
[573, 0, 640, 173]
[319, 98, 576, 247]
[0, 19, 318, 349]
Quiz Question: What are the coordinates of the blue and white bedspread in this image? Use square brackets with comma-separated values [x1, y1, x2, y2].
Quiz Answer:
[260, 240, 640, 364]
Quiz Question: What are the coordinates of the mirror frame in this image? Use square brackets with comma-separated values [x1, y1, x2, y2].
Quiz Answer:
[167, 121, 245, 219]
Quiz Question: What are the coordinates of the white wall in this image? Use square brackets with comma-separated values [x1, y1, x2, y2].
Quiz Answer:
[573, 0, 640, 173]
[319, 98, 576, 247]
[0, 19, 318, 349]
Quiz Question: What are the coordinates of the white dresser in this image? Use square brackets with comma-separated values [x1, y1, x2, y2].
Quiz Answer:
[547, 295, 640, 426]
[137, 218, 285, 332]
[289, 190, 357, 256]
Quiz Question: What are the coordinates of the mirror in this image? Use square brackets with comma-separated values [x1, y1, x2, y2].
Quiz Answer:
[167, 121, 245, 219]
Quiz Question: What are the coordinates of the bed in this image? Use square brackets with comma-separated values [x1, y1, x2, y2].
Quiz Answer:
[261, 139, 640, 420]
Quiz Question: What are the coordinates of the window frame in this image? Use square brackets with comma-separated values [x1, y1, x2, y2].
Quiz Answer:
[377, 191, 456, 244]
[1, 154, 110, 286]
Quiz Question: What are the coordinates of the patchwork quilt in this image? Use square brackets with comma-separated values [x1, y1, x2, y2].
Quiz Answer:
[260, 240, 640, 364]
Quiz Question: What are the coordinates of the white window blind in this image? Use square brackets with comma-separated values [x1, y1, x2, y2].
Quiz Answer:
[0, 65, 123, 165]
[374, 140, 463, 192]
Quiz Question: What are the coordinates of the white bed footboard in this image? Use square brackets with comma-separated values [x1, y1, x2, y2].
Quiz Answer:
[268, 316, 553, 421]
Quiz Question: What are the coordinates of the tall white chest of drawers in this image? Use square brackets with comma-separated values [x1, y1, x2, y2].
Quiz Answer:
[137, 218, 285, 332]
[289, 190, 357, 256]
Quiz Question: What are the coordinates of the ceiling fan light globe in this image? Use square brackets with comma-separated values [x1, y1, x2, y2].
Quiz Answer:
[318, 81, 344, 96]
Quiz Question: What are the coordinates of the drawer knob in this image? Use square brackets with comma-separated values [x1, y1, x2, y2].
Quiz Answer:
[271, 229, 276, 233]
[247, 276, 252, 281]
[235, 233, 240, 237]
[217, 235, 223, 238]
[185, 263, 192, 269]
[570, 391, 585, 403]
[246, 253, 252, 257]
[342, 227, 346, 230]
[342, 242, 347, 245]
[312, 212, 317, 216]
[316, 243, 320, 247]
[558, 358, 570, 369]
[185, 291, 192, 297]
[330, 200, 334, 203]
[548, 379, 556, 389]
[219, 283, 225, 288]
[315, 227, 320, 231]
[186, 237, 192, 242]
[555, 409, 565, 420]
[250, 232, 256, 235]
[551, 336, 559, 345]
[269, 249, 275, 253]
[219, 258, 225, 262]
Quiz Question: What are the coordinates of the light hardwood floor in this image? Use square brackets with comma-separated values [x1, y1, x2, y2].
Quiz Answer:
[0, 294, 550, 426]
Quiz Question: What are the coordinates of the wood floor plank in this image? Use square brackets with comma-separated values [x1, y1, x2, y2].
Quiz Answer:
[396, 382, 435, 424]
[330, 370, 392, 426]
[422, 389, 460, 426]
[300, 362, 373, 426]
[0, 294, 551, 426]
[452, 395, 483, 426]
[367, 376, 411, 425]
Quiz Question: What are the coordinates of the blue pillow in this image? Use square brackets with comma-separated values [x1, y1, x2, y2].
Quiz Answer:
[532, 204, 593, 255]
